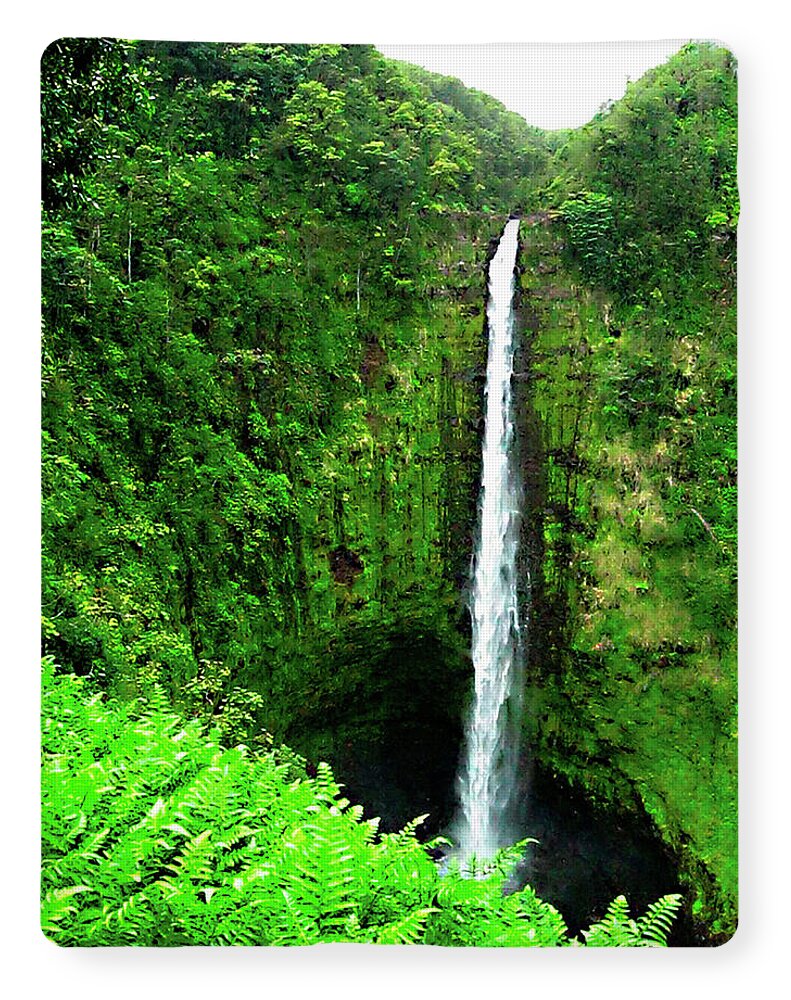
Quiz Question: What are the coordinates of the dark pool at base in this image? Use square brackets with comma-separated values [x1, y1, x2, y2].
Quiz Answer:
[327, 744, 697, 946]
[507, 767, 696, 945]
[284, 633, 699, 946]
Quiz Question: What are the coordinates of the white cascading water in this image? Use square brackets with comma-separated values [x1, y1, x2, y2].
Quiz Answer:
[455, 218, 523, 862]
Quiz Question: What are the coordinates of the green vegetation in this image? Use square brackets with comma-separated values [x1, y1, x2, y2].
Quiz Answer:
[553, 43, 737, 301]
[41, 39, 735, 945]
[41, 39, 520, 716]
[519, 43, 737, 941]
[42, 661, 681, 947]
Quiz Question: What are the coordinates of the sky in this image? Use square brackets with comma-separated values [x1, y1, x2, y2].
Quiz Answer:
[378, 41, 689, 130]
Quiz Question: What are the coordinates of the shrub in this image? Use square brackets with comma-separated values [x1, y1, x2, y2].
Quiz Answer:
[41, 661, 681, 947]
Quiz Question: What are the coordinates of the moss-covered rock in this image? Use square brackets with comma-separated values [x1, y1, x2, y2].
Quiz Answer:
[516, 220, 737, 942]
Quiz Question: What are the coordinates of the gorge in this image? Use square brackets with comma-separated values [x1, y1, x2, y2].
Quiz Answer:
[41, 40, 737, 946]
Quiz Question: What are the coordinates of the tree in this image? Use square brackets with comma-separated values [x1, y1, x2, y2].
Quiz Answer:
[41, 37, 152, 210]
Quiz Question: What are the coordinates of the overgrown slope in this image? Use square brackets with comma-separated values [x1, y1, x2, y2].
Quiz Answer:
[515, 43, 737, 941]
[41, 41, 548, 734]
[41, 40, 737, 944]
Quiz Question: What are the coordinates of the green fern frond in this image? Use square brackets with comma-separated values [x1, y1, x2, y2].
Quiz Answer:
[395, 814, 429, 843]
[580, 893, 682, 947]
[96, 887, 153, 944]
[275, 888, 320, 946]
[374, 907, 437, 945]
[606, 894, 631, 924]
[637, 894, 683, 946]
[41, 885, 91, 937]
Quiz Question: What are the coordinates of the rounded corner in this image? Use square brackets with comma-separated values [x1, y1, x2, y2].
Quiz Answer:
[711, 916, 740, 949]
[40, 37, 71, 71]
[40, 921, 69, 948]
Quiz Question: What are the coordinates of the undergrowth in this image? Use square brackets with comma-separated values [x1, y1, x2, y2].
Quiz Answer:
[42, 661, 681, 947]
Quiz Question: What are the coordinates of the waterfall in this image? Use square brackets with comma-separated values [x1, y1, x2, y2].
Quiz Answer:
[455, 217, 523, 863]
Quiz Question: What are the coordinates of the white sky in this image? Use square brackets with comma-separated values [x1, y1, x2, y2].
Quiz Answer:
[378, 41, 689, 129]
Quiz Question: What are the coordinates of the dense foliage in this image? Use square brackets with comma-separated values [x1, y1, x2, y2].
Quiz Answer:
[41, 39, 735, 945]
[42, 662, 681, 947]
[41, 40, 536, 713]
[552, 43, 737, 301]
[520, 42, 737, 940]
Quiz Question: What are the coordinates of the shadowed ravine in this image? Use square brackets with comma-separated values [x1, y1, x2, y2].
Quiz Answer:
[284, 220, 696, 944]
[303, 697, 693, 943]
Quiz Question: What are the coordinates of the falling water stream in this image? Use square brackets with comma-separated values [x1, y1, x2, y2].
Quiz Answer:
[455, 218, 523, 862]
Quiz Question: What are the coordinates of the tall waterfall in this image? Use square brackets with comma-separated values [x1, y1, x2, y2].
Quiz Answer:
[455, 218, 523, 863]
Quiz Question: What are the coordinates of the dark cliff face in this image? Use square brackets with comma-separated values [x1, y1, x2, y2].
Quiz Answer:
[260, 216, 499, 731]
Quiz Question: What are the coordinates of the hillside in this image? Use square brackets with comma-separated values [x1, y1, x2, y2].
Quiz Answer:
[40, 40, 737, 945]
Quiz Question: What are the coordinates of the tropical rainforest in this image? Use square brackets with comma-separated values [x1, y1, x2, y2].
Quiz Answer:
[40, 39, 737, 946]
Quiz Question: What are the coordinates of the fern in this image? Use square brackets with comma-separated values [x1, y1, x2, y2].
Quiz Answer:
[41, 665, 684, 947]
[373, 907, 437, 945]
[41, 886, 90, 937]
[637, 894, 684, 946]
[579, 893, 682, 947]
